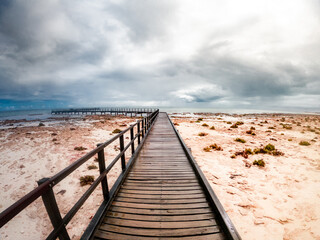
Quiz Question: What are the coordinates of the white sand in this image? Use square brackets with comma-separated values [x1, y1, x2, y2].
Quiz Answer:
[0, 115, 137, 239]
[1, 113, 319, 239]
[172, 114, 320, 240]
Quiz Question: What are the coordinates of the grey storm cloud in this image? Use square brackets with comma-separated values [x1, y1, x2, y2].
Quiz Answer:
[0, 0, 319, 111]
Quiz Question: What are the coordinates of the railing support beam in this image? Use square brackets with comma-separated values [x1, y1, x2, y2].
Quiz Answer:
[37, 178, 70, 240]
[119, 135, 126, 171]
[96, 145, 109, 201]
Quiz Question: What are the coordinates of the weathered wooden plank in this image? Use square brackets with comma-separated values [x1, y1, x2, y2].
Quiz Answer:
[106, 212, 215, 221]
[116, 192, 206, 199]
[98, 224, 221, 237]
[109, 206, 213, 215]
[112, 201, 210, 210]
[115, 197, 207, 204]
[95, 231, 225, 240]
[103, 217, 217, 228]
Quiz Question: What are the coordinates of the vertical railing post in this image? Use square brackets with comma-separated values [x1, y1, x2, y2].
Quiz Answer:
[96, 144, 109, 200]
[141, 120, 145, 138]
[130, 127, 135, 155]
[119, 135, 126, 171]
[37, 178, 70, 240]
[137, 121, 141, 144]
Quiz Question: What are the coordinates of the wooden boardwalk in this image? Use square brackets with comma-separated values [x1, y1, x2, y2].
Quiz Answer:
[93, 113, 227, 239]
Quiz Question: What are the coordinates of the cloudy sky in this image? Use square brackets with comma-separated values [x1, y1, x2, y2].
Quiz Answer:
[0, 0, 319, 111]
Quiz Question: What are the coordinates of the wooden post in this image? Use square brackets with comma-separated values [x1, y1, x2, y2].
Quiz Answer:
[137, 122, 141, 144]
[130, 127, 135, 155]
[119, 135, 126, 171]
[141, 120, 145, 138]
[37, 178, 70, 240]
[96, 144, 109, 200]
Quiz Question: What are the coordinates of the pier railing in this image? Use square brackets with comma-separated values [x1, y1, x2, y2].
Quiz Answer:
[0, 109, 159, 239]
[51, 107, 157, 116]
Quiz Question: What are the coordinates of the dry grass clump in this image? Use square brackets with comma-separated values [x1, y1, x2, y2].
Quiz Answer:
[230, 124, 238, 128]
[87, 164, 98, 170]
[280, 123, 292, 130]
[268, 126, 275, 129]
[227, 121, 232, 124]
[235, 138, 246, 143]
[246, 129, 256, 135]
[209, 143, 223, 151]
[80, 175, 94, 186]
[299, 141, 310, 146]
[250, 126, 256, 130]
[197, 118, 203, 121]
[210, 126, 215, 130]
[112, 128, 122, 134]
[74, 146, 87, 151]
[203, 146, 211, 152]
[202, 123, 209, 127]
[253, 143, 284, 156]
[253, 159, 265, 167]
[234, 148, 253, 158]
[198, 132, 208, 137]
[288, 139, 293, 141]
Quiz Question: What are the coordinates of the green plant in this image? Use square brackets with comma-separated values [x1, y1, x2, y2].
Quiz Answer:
[198, 132, 208, 137]
[299, 141, 310, 146]
[253, 159, 265, 167]
[88, 164, 98, 170]
[230, 154, 236, 159]
[235, 138, 246, 143]
[210, 143, 223, 151]
[112, 128, 121, 134]
[203, 146, 211, 152]
[264, 144, 275, 151]
[244, 148, 253, 155]
[74, 146, 87, 151]
[80, 175, 94, 186]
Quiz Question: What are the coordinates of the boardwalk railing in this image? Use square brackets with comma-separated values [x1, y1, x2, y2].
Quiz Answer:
[0, 109, 159, 239]
[52, 107, 157, 116]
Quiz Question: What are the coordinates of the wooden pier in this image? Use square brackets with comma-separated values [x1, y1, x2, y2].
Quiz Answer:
[0, 110, 241, 240]
[92, 113, 238, 239]
[51, 108, 156, 116]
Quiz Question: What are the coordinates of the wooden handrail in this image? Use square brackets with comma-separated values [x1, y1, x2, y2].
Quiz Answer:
[0, 109, 159, 238]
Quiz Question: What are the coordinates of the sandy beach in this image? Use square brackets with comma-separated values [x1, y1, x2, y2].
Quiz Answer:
[172, 113, 320, 240]
[1, 113, 320, 239]
[0, 114, 139, 239]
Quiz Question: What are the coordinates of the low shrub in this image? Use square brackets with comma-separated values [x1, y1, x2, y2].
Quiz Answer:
[74, 146, 87, 151]
[210, 126, 215, 130]
[235, 138, 246, 143]
[202, 123, 209, 127]
[299, 141, 310, 146]
[88, 164, 98, 170]
[209, 143, 223, 151]
[198, 132, 208, 137]
[80, 175, 94, 186]
[112, 128, 122, 134]
[203, 146, 211, 152]
[253, 159, 265, 167]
